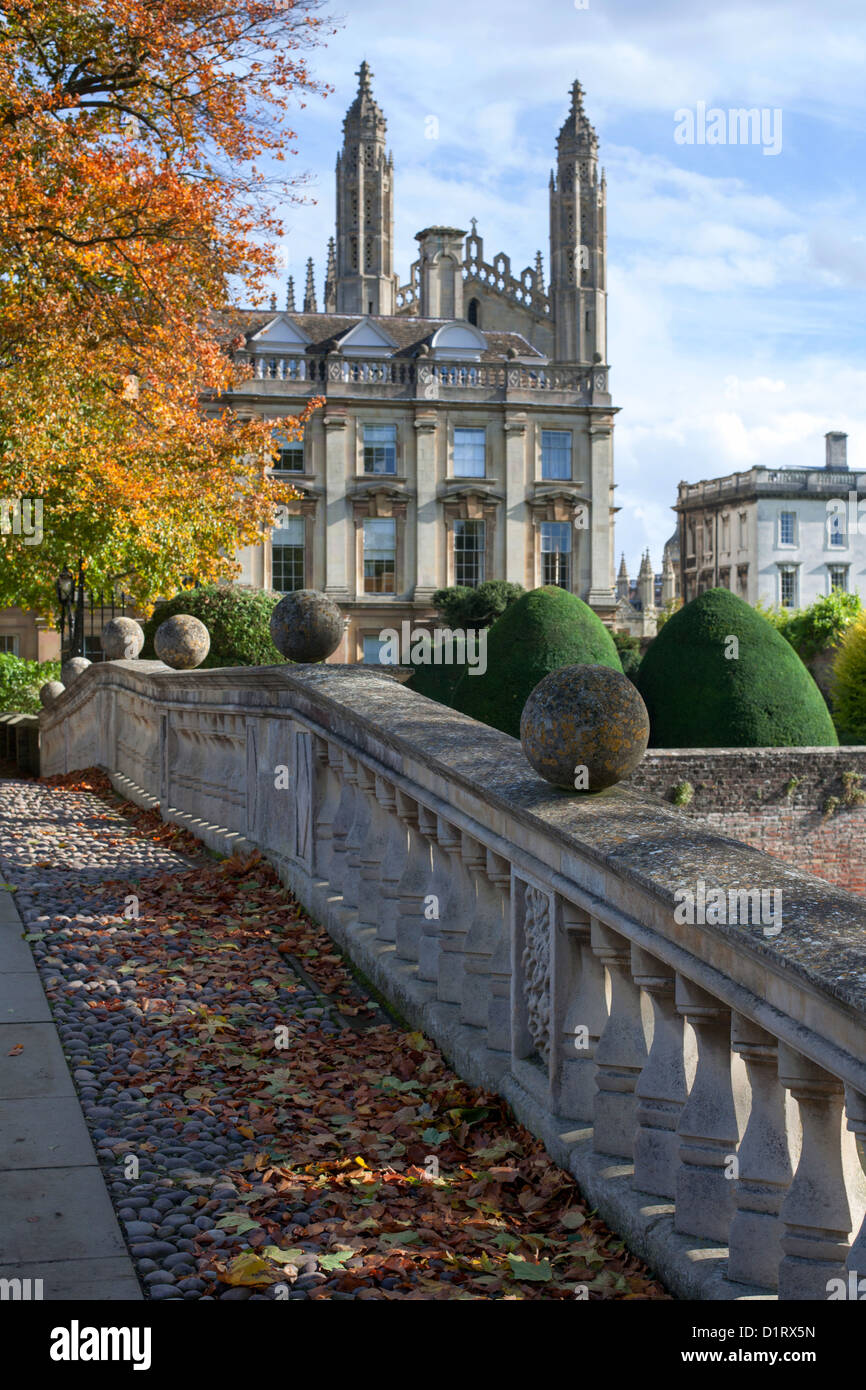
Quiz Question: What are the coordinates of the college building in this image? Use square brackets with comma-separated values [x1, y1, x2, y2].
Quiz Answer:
[213, 62, 618, 662]
[675, 432, 866, 608]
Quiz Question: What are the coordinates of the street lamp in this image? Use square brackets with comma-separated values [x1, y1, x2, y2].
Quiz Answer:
[56, 562, 85, 658]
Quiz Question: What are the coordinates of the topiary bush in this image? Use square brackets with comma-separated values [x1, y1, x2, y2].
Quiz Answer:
[831, 611, 866, 744]
[635, 587, 838, 748]
[431, 581, 524, 629]
[0, 654, 62, 714]
[142, 584, 287, 668]
[407, 645, 468, 708]
[612, 629, 641, 679]
[452, 586, 622, 738]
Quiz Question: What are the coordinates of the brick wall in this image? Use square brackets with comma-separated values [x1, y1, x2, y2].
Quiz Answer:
[625, 748, 866, 896]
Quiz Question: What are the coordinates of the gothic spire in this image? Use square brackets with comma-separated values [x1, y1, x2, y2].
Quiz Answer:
[286, 275, 295, 312]
[324, 236, 337, 312]
[303, 257, 317, 313]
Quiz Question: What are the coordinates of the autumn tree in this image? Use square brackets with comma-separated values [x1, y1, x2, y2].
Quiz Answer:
[0, 0, 333, 613]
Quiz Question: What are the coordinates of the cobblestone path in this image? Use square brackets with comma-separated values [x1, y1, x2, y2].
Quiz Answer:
[0, 772, 668, 1301]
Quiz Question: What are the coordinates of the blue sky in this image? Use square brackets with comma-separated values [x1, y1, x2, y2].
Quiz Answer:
[264, 0, 866, 571]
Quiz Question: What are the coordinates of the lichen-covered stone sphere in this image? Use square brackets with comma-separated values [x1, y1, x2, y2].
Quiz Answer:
[269, 589, 344, 663]
[520, 664, 650, 792]
[154, 614, 210, 670]
[101, 616, 144, 661]
[39, 680, 65, 707]
[61, 656, 91, 685]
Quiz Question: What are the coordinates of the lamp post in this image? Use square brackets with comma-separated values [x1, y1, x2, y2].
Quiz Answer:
[55, 562, 85, 659]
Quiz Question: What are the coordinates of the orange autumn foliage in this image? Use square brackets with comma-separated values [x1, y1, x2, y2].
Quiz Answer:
[0, 0, 335, 612]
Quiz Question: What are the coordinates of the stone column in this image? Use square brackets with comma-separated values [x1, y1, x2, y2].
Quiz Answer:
[394, 792, 433, 967]
[414, 415, 439, 604]
[586, 420, 615, 609]
[374, 776, 408, 944]
[504, 416, 528, 587]
[435, 820, 475, 1006]
[324, 413, 351, 601]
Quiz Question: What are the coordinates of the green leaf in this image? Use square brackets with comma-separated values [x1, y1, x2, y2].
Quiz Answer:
[262, 1245, 305, 1265]
[216, 1212, 261, 1235]
[419, 1127, 450, 1146]
[507, 1255, 553, 1282]
[318, 1249, 354, 1271]
[380, 1230, 421, 1246]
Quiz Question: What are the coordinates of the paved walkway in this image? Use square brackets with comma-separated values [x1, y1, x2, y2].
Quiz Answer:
[0, 773, 668, 1301]
[0, 877, 140, 1299]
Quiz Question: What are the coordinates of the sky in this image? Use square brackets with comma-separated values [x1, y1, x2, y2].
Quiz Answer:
[263, 0, 866, 571]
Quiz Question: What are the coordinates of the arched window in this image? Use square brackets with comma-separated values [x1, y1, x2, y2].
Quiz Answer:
[467, 298, 480, 327]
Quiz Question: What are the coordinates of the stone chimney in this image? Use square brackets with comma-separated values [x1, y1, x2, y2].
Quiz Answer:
[825, 431, 848, 471]
[415, 227, 466, 319]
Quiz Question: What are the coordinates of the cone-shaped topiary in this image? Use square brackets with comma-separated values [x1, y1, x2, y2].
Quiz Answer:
[635, 587, 838, 748]
[831, 610, 866, 744]
[453, 586, 622, 738]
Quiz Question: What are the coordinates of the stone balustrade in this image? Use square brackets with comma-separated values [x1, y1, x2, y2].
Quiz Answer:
[38, 660, 866, 1301]
[235, 352, 599, 403]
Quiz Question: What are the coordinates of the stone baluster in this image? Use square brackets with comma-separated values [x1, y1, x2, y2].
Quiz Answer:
[435, 820, 475, 1007]
[354, 765, 391, 931]
[416, 806, 452, 985]
[726, 1015, 794, 1290]
[393, 791, 433, 968]
[345, 757, 373, 884]
[485, 851, 512, 1054]
[460, 835, 505, 1035]
[674, 977, 740, 1243]
[551, 903, 608, 1122]
[844, 1087, 866, 1286]
[374, 776, 408, 944]
[590, 919, 648, 1158]
[631, 945, 687, 1199]
[328, 751, 359, 909]
[777, 1045, 866, 1300]
[312, 736, 342, 884]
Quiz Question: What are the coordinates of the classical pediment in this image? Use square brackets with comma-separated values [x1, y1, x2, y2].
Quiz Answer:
[248, 315, 312, 348]
[333, 317, 399, 356]
[429, 321, 487, 361]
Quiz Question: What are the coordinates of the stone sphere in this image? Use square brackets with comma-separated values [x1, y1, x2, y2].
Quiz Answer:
[154, 614, 210, 670]
[520, 663, 650, 792]
[269, 589, 344, 663]
[101, 616, 144, 661]
[39, 681, 65, 708]
[61, 656, 91, 686]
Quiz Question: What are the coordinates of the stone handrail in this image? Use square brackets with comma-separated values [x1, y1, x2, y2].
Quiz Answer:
[38, 661, 866, 1301]
[235, 353, 600, 403]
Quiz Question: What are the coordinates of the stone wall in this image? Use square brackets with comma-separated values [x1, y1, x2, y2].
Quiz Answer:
[626, 749, 866, 895]
[37, 662, 866, 1301]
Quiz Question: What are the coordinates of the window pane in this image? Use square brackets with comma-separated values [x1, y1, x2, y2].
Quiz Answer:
[273, 440, 304, 472]
[364, 518, 396, 593]
[541, 430, 571, 480]
[830, 567, 848, 591]
[273, 542, 305, 593]
[541, 521, 572, 589]
[363, 424, 397, 475]
[272, 514, 305, 545]
[780, 569, 797, 608]
[453, 428, 486, 477]
[780, 511, 795, 545]
[363, 635, 395, 665]
[829, 512, 846, 547]
[454, 519, 485, 587]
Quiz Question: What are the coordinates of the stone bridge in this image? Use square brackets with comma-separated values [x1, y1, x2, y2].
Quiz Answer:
[38, 660, 866, 1301]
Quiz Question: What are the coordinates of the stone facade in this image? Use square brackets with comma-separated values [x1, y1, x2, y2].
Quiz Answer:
[676, 432, 866, 608]
[216, 66, 618, 662]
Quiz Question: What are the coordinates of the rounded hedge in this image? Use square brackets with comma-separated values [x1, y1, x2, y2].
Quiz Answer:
[635, 587, 838, 748]
[142, 584, 286, 668]
[453, 586, 622, 738]
[831, 611, 866, 744]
